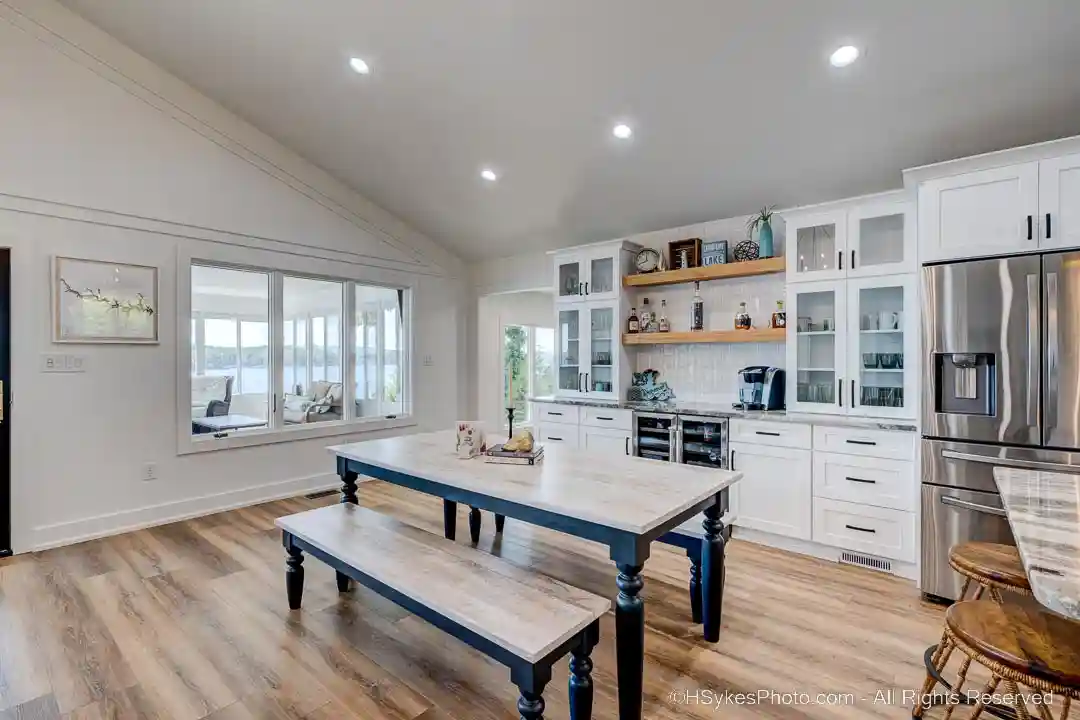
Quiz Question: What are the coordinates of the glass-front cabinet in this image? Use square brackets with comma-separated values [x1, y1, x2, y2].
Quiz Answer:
[846, 276, 917, 417]
[557, 308, 582, 394]
[556, 253, 585, 301]
[553, 244, 627, 303]
[786, 283, 847, 414]
[786, 276, 916, 418]
[586, 304, 617, 399]
[785, 191, 915, 284]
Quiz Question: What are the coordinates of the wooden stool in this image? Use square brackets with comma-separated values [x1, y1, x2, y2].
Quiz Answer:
[942, 599, 1080, 719]
[915, 542, 1032, 717]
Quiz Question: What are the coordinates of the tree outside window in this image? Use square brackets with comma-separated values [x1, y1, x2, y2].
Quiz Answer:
[503, 324, 555, 425]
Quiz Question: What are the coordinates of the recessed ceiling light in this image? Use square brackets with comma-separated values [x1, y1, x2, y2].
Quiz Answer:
[613, 123, 633, 140]
[829, 45, 859, 68]
[349, 57, 371, 75]
[480, 168, 498, 182]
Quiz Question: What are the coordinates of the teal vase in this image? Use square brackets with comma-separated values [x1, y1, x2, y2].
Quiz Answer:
[758, 221, 774, 258]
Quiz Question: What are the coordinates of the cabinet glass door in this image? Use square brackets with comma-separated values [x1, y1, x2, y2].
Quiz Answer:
[556, 308, 582, 394]
[848, 276, 916, 418]
[556, 254, 583, 301]
[786, 210, 847, 283]
[587, 304, 616, 398]
[848, 201, 914, 277]
[786, 283, 846, 414]
[587, 251, 618, 301]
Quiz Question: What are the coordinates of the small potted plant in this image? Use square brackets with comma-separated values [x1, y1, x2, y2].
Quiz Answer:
[746, 206, 776, 259]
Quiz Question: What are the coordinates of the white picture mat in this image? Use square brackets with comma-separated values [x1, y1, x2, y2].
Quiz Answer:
[53, 256, 159, 343]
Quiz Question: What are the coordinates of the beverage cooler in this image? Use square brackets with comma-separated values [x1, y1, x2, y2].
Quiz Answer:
[678, 416, 729, 469]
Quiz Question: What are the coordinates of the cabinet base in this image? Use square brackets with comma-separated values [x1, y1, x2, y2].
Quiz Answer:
[731, 526, 917, 581]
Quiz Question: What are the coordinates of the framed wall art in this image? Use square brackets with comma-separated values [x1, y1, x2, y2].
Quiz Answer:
[53, 256, 159, 344]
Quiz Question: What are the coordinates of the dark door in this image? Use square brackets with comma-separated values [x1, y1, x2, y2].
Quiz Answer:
[0, 249, 9, 556]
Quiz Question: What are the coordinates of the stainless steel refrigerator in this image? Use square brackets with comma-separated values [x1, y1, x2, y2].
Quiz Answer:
[921, 250, 1080, 601]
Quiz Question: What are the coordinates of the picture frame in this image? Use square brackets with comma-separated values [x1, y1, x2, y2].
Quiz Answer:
[702, 239, 728, 267]
[53, 256, 159, 344]
[668, 238, 702, 270]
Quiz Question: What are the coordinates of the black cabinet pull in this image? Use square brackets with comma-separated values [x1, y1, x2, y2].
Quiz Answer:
[1047, 212, 1052, 239]
[584, 373, 589, 392]
[730, 449, 736, 471]
[838, 250, 843, 271]
[851, 379, 856, 408]
[755, 431, 781, 437]
[846, 439, 877, 446]
[851, 249, 856, 269]
[578, 373, 584, 392]
[838, 378, 843, 407]
[625, 437, 630, 455]
[845, 524, 877, 534]
[597, 416, 614, 421]
[846, 476, 877, 485]
[1027, 215, 1033, 241]
[548, 436, 564, 441]
[584, 282, 589, 295]
[549, 411, 563, 416]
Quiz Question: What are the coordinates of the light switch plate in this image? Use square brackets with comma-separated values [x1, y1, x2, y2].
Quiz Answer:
[41, 353, 86, 373]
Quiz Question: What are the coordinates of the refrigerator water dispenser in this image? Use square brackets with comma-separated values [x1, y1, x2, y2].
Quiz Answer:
[933, 353, 995, 415]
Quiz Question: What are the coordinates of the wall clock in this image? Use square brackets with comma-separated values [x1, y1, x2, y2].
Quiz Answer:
[634, 247, 661, 273]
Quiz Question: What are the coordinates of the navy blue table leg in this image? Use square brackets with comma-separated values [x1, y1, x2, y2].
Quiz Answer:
[469, 506, 482, 544]
[339, 469, 358, 505]
[443, 499, 457, 540]
[616, 563, 645, 720]
[284, 535, 305, 610]
[495, 513, 506, 533]
[687, 544, 703, 625]
[702, 499, 726, 642]
[569, 620, 599, 719]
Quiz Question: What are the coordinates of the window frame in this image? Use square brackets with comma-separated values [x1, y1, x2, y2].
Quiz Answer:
[501, 323, 555, 426]
[178, 245, 415, 456]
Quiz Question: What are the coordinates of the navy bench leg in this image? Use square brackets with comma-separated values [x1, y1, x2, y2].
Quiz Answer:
[469, 506, 482, 544]
[512, 664, 552, 720]
[336, 571, 351, 593]
[569, 621, 599, 719]
[443, 500, 457, 540]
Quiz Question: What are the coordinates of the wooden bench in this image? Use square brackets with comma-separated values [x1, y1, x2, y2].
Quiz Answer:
[276, 504, 607, 720]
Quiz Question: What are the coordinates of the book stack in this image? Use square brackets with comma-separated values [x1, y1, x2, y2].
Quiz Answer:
[484, 443, 545, 466]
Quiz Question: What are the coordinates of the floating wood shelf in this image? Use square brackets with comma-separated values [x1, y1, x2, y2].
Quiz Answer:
[622, 327, 786, 345]
[623, 256, 785, 288]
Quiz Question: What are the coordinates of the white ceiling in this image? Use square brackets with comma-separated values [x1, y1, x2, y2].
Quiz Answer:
[61, 0, 1080, 260]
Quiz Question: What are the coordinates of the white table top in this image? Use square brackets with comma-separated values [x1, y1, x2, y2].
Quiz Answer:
[329, 430, 741, 535]
[994, 467, 1080, 620]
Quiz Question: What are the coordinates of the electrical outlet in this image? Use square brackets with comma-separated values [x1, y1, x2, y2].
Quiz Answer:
[41, 353, 87, 373]
[142, 463, 157, 482]
[41, 354, 66, 372]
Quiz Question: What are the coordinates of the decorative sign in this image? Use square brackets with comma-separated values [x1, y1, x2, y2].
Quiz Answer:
[53, 256, 158, 344]
[702, 240, 728, 267]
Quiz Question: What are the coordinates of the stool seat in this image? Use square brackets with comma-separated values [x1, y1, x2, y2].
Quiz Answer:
[946, 599, 1080, 689]
[949, 542, 1030, 591]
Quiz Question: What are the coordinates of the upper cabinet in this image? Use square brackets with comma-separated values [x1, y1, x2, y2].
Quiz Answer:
[907, 138, 1080, 263]
[785, 192, 915, 284]
[918, 163, 1040, 262]
[553, 241, 637, 303]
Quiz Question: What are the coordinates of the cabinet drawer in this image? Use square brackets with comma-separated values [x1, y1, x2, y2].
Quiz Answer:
[534, 403, 580, 425]
[537, 422, 579, 448]
[813, 453, 916, 512]
[812, 498, 916, 563]
[578, 426, 632, 456]
[581, 406, 633, 430]
[730, 419, 811, 449]
[812, 426, 915, 460]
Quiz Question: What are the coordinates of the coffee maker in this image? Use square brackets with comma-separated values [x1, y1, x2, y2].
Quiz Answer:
[734, 366, 785, 411]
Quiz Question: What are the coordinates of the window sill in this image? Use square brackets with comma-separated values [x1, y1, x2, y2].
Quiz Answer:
[178, 415, 417, 456]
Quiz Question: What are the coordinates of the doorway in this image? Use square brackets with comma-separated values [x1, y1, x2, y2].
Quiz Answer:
[0, 249, 9, 556]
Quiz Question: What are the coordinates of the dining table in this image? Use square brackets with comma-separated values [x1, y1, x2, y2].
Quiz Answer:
[328, 430, 742, 720]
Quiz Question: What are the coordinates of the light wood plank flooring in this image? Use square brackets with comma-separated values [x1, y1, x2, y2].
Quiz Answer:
[0, 481, 958, 719]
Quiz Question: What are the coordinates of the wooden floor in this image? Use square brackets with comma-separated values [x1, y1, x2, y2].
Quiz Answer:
[0, 481, 961, 719]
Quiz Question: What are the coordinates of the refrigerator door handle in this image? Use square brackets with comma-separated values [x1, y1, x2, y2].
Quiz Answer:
[940, 495, 1007, 518]
[1027, 273, 1039, 427]
[941, 449, 1080, 474]
[1047, 271, 1060, 435]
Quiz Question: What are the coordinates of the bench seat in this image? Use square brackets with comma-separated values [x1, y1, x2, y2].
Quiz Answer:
[276, 503, 606, 719]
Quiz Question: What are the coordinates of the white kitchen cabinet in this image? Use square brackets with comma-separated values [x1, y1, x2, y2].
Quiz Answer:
[786, 209, 848, 283]
[537, 422, 579, 448]
[579, 425, 632, 456]
[552, 241, 638, 304]
[813, 452, 916, 512]
[555, 300, 625, 401]
[845, 275, 918, 418]
[554, 251, 587, 302]
[786, 281, 847, 414]
[813, 498, 916, 563]
[1039, 152, 1080, 251]
[556, 307, 584, 396]
[918, 162, 1041, 262]
[847, 198, 916, 277]
[729, 442, 812, 540]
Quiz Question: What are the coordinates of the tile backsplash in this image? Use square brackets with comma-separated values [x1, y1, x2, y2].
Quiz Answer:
[631, 271, 786, 406]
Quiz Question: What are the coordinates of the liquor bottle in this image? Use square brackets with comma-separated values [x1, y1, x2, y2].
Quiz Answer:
[771, 300, 787, 329]
[627, 306, 640, 334]
[658, 299, 670, 332]
[642, 297, 654, 332]
[690, 281, 704, 331]
[735, 301, 752, 330]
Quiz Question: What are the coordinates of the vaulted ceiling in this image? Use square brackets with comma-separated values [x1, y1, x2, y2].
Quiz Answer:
[60, 0, 1080, 260]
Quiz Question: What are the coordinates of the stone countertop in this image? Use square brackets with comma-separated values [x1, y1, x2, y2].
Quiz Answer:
[528, 396, 918, 432]
[994, 467, 1080, 620]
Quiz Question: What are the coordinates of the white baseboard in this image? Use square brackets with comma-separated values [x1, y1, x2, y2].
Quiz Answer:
[733, 526, 918, 582]
[27, 472, 342, 552]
